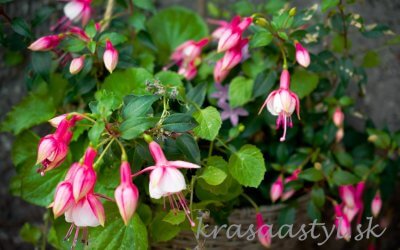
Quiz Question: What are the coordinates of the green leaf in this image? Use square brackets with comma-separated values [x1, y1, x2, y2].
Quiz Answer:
[291, 69, 319, 99]
[92, 90, 121, 118]
[162, 211, 186, 225]
[307, 200, 321, 221]
[150, 212, 180, 243]
[132, 0, 155, 11]
[102, 68, 152, 100]
[19, 223, 41, 245]
[1, 88, 56, 134]
[31, 52, 52, 80]
[88, 121, 105, 146]
[277, 206, 296, 229]
[186, 83, 207, 113]
[147, 7, 208, 63]
[200, 166, 227, 186]
[85, 20, 97, 38]
[12, 18, 32, 37]
[155, 70, 183, 89]
[367, 128, 391, 149]
[228, 145, 266, 188]
[162, 113, 198, 132]
[62, 37, 86, 52]
[120, 117, 158, 140]
[90, 203, 148, 249]
[176, 133, 201, 164]
[334, 151, 353, 168]
[98, 32, 127, 46]
[332, 169, 359, 185]
[362, 51, 380, 68]
[122, 95, 159, 119]
[298, 168, 324, 181]
[250, 30, 273, 48]
[193, 107, 222, 141]
[228, 76, 253, 107]
[311, 186, 325, 208]
[321, 0, 339, 12]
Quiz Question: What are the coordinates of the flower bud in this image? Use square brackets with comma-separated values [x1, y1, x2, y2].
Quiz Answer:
[371, 191, 382, 218]
[270, 175, 283, 202]
[69, 56, 85, 75]
[103, 40, 119, 73]
[256, 212, 271, 248]
[72, 147, 97, 201]
[333, 107, 344, 127]
[52, 181, 74, 218]
[295, 41, 310, 68]
[28, 35, 61, 51]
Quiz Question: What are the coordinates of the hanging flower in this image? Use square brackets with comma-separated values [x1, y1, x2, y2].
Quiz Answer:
[71, 147, 97, 201]
[256, 212, 271, 248]
[371, 191, 382, 218]
[103, 40, 119, 73]
[217, 16, 252, 52]
[28, 35, 63, 51]
[294, 41, 311, 68]
[64, 0, 92, 26]
[270, 175, 283, 202]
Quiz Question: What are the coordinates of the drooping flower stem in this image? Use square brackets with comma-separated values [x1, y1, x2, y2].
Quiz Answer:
[94, 138, 115, 169]
[241, 193, 259, 212]
[69, 112, 96, 124]
[279, 45, 288, 69]
[115, 139, 128, 161]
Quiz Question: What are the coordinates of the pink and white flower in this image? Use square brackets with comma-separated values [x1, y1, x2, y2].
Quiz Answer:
[28, 35, 62, 51]
[171, 38, 209, 65]
[258, 69, 300, 142]
[270, 175, 284, 202]
[295, 41, 311, 68]
[70, 56, 85, 75]
[217, 16, 252, 52]
[71, 147, 97, 201]
[339, 185, 356, 208]
[256, 212, 271, 248]
[103, 40, 119, 73]
[213, 59, 230, 84]
[220, 38, 249, 71]
[64, 0, 92, 26]
[333, 107, 344, 127]
[334, 204, 351, 241]
[52, 181, 74, 218]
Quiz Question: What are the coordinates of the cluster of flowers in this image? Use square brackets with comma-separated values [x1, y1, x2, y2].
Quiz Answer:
[27, 0, 119, 74]
[35, 114, 201, 247]
[334, 183, 382, 240]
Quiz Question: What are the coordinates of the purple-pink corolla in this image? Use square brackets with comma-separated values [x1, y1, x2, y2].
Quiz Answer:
[258, 69, 300, 142]
[270, 175, 284, 203]
[217, 16, 252, 52]
[211, 83, 229, 106]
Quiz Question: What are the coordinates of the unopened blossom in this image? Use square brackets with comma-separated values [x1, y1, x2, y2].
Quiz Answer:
[36, 119, 73, 175]
[48, 113, 82, 128]
[339, 185, 356, 208]
[219, 102, 248, 126]
[343, 204, 360, 223]
[28, 35, 62, 51]
[72, 147, 97, 201]
[52, 181, 74, 218]
[70, 56, 85, 75]
[64, 0, 92, 26]
[171, 38, 209, 65]
[177, 60, 197, 80]
[334, 204, 351, 241]
[133, 141, 200, 226]
[115, 161, 139, 225]
[371, 191, 382, 218]
[208, 19, 229, 40]
[333, 107, 344, 127]
[336, 128, 344, 142]
[69, 26, 90, 42]
[217, 16, 252, 52]
[295, 41, 310, 68]
[220, 38, 249, 71]
[103, 40, 119, 73]
[213, 59, 230, 84]
[258, 69, 300, 142]
[270, 175, 284, 203]
[281, 169, 301, 201]
[256, 212, 271, 248]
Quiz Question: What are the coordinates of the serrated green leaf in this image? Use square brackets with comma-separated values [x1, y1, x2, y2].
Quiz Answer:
[228, 145, 266, 187]
[291, 69, 319, 99]
[200, 166, 227, 186]
[228, 76, 253, 107]
[192, 107, 222, 141]
[88, 121, 105, 146]
[150, 212, 180, 243]
[250, 30, 273, 48]
[120, 117, 158, 140]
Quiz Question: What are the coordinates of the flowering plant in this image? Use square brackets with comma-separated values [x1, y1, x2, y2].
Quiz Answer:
[1, 0, 399, 249]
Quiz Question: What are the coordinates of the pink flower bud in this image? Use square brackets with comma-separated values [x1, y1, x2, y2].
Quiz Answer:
[72, 147, 97, 201]
[69, 56, 85, 75]
[295, 41, 310, 68]
[115, 162, 139, 225]
[217, 16, 252, 53]
[28, 35, 61, 51]
[49, 114, 67, 128]
[220, 39, 248, 71]
[371, 191, 382, 218]
[171, 38, 209, 64]
[103, 40, 118, 73]
[339, 185, 356, 208]
[213, 60, 229, 84]
[178, 61, 198, 80]
[256, 212, 271, 248]
[333, 107, 344, 127]
[334, 204, 351, 241]
[336, 128, 344, 142]
[52, 181, 74, 218]
[69, 26, 90, 41]
[270, 175, 283, 202]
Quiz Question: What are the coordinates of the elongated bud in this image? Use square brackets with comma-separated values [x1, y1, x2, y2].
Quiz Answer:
[256, 212, 271, 248]
[103, 40, 119, 73]
[115, 162, 139, 225]
[295, 41, 311, 68]
[333, 107, 344, 127]
[279, 69, 290, 89]
[52, 181, 74, 218]
[213, 60, 229, 84]
[69, 56, 85, 75]
[28, 35, 61, 51]
[289, 7, 297, 17]
[270, 175, 283, 202]
[72, 147, 97, 201]
[371, 191, 382, 218]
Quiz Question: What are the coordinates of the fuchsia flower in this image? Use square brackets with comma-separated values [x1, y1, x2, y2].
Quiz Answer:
[220, 38, 249, 71]
[71, 147, 97, 202]
[209, 19, 230, 40]
[256, 212, 271, 248]
[334, 203, 351, 241]
[295, 41, 310, 68]
[259, 70, 300, 142]
[270, 175, 284, 203]
[217, 16, 252, 52]
[36, 119, 74, 175]
[177, 60, 198, 80]
[213, 60, 230, 84]
[339, 185, 356, 208]
[135, 141, 200, 226]
[115, 161, 139, 225]
[48, 113, 82, 128]
[64, 0, 92, 26]
[28, 35, 63, 51]
[219, 102, 248, 126]
[70, 56, 85, 75]
[103, 40, 119, 73]
[171, 38, 209, 64]
[371, 191, 382, 218]
[52, 181, 75, 218]
[333, 107, 344, 127]
[281, 169, 301, 201]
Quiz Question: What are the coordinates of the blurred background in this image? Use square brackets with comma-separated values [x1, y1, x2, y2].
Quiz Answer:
[1, 0, 399, 249]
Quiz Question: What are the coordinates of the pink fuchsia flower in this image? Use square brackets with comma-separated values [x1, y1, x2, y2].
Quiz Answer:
[371, 191, 382, 218]
[52, 181, 74, 218]
[220, 38, 249, 71]
[213, 60, 230, 84]
[36, 119, 73, 175]
[339, 185, 356, 208]
[256, 212, 271, 248]
[103, 40, 119, 73]
[217, 16, 252, 52]
[219, 102, 248, 126]
[258, 69, 300, 142]
[115, 161, 139, 225]
[171, 38, 209, 64]
[48, 113, 83, 128]
[208, 19, 230, 40]
[64, 192, 105, 247]
[295, 41, 310, 68]
[134, 141, 200, 226]
[333, 107, 344, 127]
[28, 35, 62, 51]
[270, 175, 284, 203]
[342, 203, 360, 223]
[72, 147, 97, 201]
[70, 56, 85, 75]
[178, 60, 198, 80]
[64, 0, 92, 26]
[334, 204, 351, 241]
[69, 26, 90, 42]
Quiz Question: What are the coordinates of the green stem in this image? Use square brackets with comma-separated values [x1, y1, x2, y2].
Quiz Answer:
[208, 140, 214, 158]
[216, 137, 234, 153]
[115, 138, 128, 161]
[157, 95, 170, 126]
[94, 138, 115, 169]
[279, 44, 288, 69]
[70, 112, 96, 123]
[241, 193, 259, 212]
[189, 176, 197, 213]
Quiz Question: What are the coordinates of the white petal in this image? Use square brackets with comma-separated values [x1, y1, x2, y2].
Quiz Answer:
[158, 167, 186, 195]
[273, 93, 283, 114]
[64, 1, 84, 21]
[72, 199, 100, 227]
